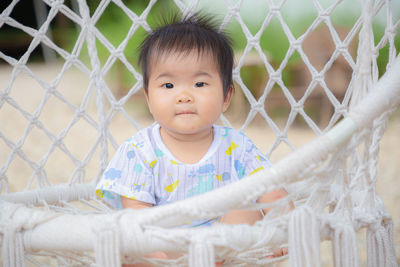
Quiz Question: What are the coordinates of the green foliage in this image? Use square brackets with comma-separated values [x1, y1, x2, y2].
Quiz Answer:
[57, 2, 398, 93]
[372, 22, 400, 77]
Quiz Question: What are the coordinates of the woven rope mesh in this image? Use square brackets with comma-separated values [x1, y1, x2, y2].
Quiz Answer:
[0, 0, 399, 266]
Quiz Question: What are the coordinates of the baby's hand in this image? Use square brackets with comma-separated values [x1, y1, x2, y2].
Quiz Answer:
[258, 188, 292, 215]
[266, 247, 288, 259]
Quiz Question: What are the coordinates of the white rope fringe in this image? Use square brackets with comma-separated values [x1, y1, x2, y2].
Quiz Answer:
[332, 220, 359, 267]
[189, 237, 215, 267]
[367, 222, 397, 267]
[92, 217, 121, 267]
[288, 205, 321, 267]
[2, 231, 25, 267]
[0, 201, 59, 267]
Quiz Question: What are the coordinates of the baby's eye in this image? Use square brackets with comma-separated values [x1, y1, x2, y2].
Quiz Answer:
[162, 83, 174, 89]
[195, 82, 206, 87]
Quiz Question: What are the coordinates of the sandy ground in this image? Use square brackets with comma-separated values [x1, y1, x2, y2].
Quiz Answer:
[0, 63, 399, 265]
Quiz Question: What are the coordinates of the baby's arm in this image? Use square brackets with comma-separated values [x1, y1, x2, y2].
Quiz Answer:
[257, 188, 292, 215]
[121, 197, 153, 210]
[220, 188, 292, 259]
[219, 208, 263, 225]
[219, 188, 290, 225]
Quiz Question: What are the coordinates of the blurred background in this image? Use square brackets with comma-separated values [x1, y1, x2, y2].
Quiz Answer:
[0, 0, 399, 265]
[1, 0, 399, 130]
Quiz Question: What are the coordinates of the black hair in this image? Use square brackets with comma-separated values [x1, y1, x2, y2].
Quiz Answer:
[138, 13, 234, 99]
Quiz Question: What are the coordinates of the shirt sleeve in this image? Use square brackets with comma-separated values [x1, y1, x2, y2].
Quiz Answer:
[95, 139, 156, 209]
[240, 135, 272, 179]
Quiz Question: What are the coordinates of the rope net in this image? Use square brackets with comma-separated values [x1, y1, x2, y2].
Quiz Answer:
[0, 0, 399, 266]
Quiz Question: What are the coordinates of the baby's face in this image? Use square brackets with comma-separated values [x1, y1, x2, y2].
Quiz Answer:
[146, 50, 231, 138]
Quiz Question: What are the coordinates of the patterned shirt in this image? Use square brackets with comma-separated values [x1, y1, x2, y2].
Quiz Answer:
[96, 123, 271, 226]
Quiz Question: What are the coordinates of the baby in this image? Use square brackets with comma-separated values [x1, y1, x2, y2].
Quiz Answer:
[96, 13, 289, 264]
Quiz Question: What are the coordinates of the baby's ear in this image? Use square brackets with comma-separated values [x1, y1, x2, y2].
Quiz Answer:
[222, 85, 234, 112]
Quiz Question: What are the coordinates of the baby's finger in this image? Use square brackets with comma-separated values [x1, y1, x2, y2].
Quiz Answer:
[215, 261, 224, 266]
[272, 247, 288, 257]
[281, 247, 288, 255]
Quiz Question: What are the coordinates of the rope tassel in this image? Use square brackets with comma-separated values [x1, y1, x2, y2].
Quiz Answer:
[189, 238, 215, 267]
[288, 206, 321, 267]
[2, 230, 25, 267]
[385, 221, 398, 267]
[94, 229, 121, 267]
[367, 222, 398, 267]
[333, 222, 359, 267]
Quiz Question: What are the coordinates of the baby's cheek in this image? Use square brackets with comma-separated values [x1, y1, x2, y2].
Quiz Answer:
[204, 105, 224, 121]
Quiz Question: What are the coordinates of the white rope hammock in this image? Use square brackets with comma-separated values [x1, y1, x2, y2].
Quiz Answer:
[1, 0, 399, 266]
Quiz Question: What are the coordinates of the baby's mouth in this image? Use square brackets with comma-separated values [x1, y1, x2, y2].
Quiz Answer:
[176, 110, 196, 115]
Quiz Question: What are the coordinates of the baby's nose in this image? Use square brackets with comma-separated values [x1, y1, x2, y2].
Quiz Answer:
[177, 92, 193, 103]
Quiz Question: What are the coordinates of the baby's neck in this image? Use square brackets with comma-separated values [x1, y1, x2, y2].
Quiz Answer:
[159, 127, 214, 164]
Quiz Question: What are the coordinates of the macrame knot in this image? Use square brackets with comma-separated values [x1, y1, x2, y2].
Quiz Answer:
[269, 5, 281, 15]
[228, 6, 240, 16]
[319, 11, 330, 19]
[336, 104, 348, 116]
[52, 137, 63, 148]
[119, 210, 151, 259]
[292, 102, 304, 112]
[269, 71, 281, 81]
[112, 48, 124, 58]
[36, 28, 47, 40]
[47, 85, 57, 94]
[92, 216, 121, 267]
[313, 73, 324, 83]
[133, 17, 146, 27]
[248, 37, 259, 47]
[75, 108, 87, 118]
[112, 102, 123, 111]
[189, 235, 215, 267]
[288, 205, 321, 267]
[29, 116, 40, 127]
[225, 224, 255, 251]
[292, 39, 301, 49]
[253, 102, 264, 112]
[338, 44, 349, 54]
